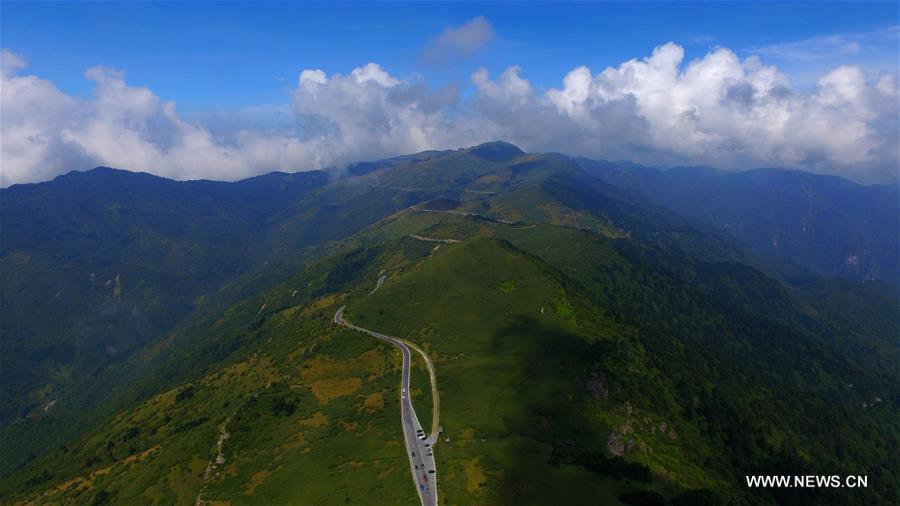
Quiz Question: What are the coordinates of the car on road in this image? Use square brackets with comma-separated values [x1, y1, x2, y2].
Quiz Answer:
[428, 470, 435, 474]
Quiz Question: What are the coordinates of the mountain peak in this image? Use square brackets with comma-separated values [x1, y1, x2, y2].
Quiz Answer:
[57, 166, 160, 182]
[463, 141, 525, 161]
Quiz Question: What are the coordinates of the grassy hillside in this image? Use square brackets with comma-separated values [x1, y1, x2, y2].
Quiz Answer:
[4, 213, 897, 504]
[1, 300, 421, 504]
[0, 163, 439, 474]
[2, 143, 896, 505]
[344, 226, 898, 505]
[0, 236, 431, 504]
[349, 237, 680, 504]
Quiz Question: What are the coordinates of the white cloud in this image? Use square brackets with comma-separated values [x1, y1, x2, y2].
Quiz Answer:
[471, 43, 898, 181]
[752, 34, 862, 61]
[752, 27, 900, 64]
[421, 17, 495, 65]
[746, 27, 900, 90]
[1, 49, 27, 77]
[289, 63, 480, 167]
[1, 43, 898, 187]
[1, 53, 325, 186]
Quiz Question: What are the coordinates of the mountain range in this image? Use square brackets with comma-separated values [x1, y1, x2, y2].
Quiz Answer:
[576, 159, 898, 283]
[0, 142, 897, 505]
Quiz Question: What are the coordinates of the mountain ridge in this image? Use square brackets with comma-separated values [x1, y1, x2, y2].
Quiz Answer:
[576, 157, 899, 282]
[1, 142, 897, 505]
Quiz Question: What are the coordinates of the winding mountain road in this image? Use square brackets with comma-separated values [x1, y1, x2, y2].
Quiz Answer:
[410, 234, 461, 244]
[369, 275, 387, 294]
[334, 306, 439, 506]
[410, 205, 515, 225]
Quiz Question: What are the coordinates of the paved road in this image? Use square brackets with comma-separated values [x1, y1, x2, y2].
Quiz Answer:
[410, 205, 515, 225]
[410, 234, 461, 244]
[369, 275, 387, 294]
[334, 307, 438, 506]
[403, 340, 441, 438]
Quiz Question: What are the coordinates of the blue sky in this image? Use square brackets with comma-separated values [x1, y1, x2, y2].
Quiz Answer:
[4, 1, 897, 109]
[1, 2, 898, 185]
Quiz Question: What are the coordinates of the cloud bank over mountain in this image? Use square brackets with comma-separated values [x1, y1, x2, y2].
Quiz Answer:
[1, 42, 897, 187]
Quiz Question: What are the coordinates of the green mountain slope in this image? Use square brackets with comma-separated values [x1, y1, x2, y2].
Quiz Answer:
[6, 212, 896, 505]
[347, 224, 898, 505]
[577, 159, 900, 282]
[0, 160, 439, 474]
[1, 143, 897, 505]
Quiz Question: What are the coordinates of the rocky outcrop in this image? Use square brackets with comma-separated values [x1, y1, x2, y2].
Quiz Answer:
[607, 432, 626, 456]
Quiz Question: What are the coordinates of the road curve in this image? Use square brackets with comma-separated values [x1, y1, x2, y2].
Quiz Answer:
[410, 205, 515, 225]
[334, 307, 438, 506]
[402, 339, 440, 439]
[369, 275, 387, 295]
[409, 234, 461, 245]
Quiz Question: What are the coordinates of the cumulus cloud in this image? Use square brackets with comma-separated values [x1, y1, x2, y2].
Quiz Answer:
[1, 43, 898, 187]
[466, 43, 898, 181]
[290, 63, 481, 167]
[421, 17, 495, 65]
[1, 52, 324, 186]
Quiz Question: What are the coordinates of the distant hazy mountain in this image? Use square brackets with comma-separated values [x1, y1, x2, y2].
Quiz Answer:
[1, 143, 897, 505]
[577, 159, 899, 283]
